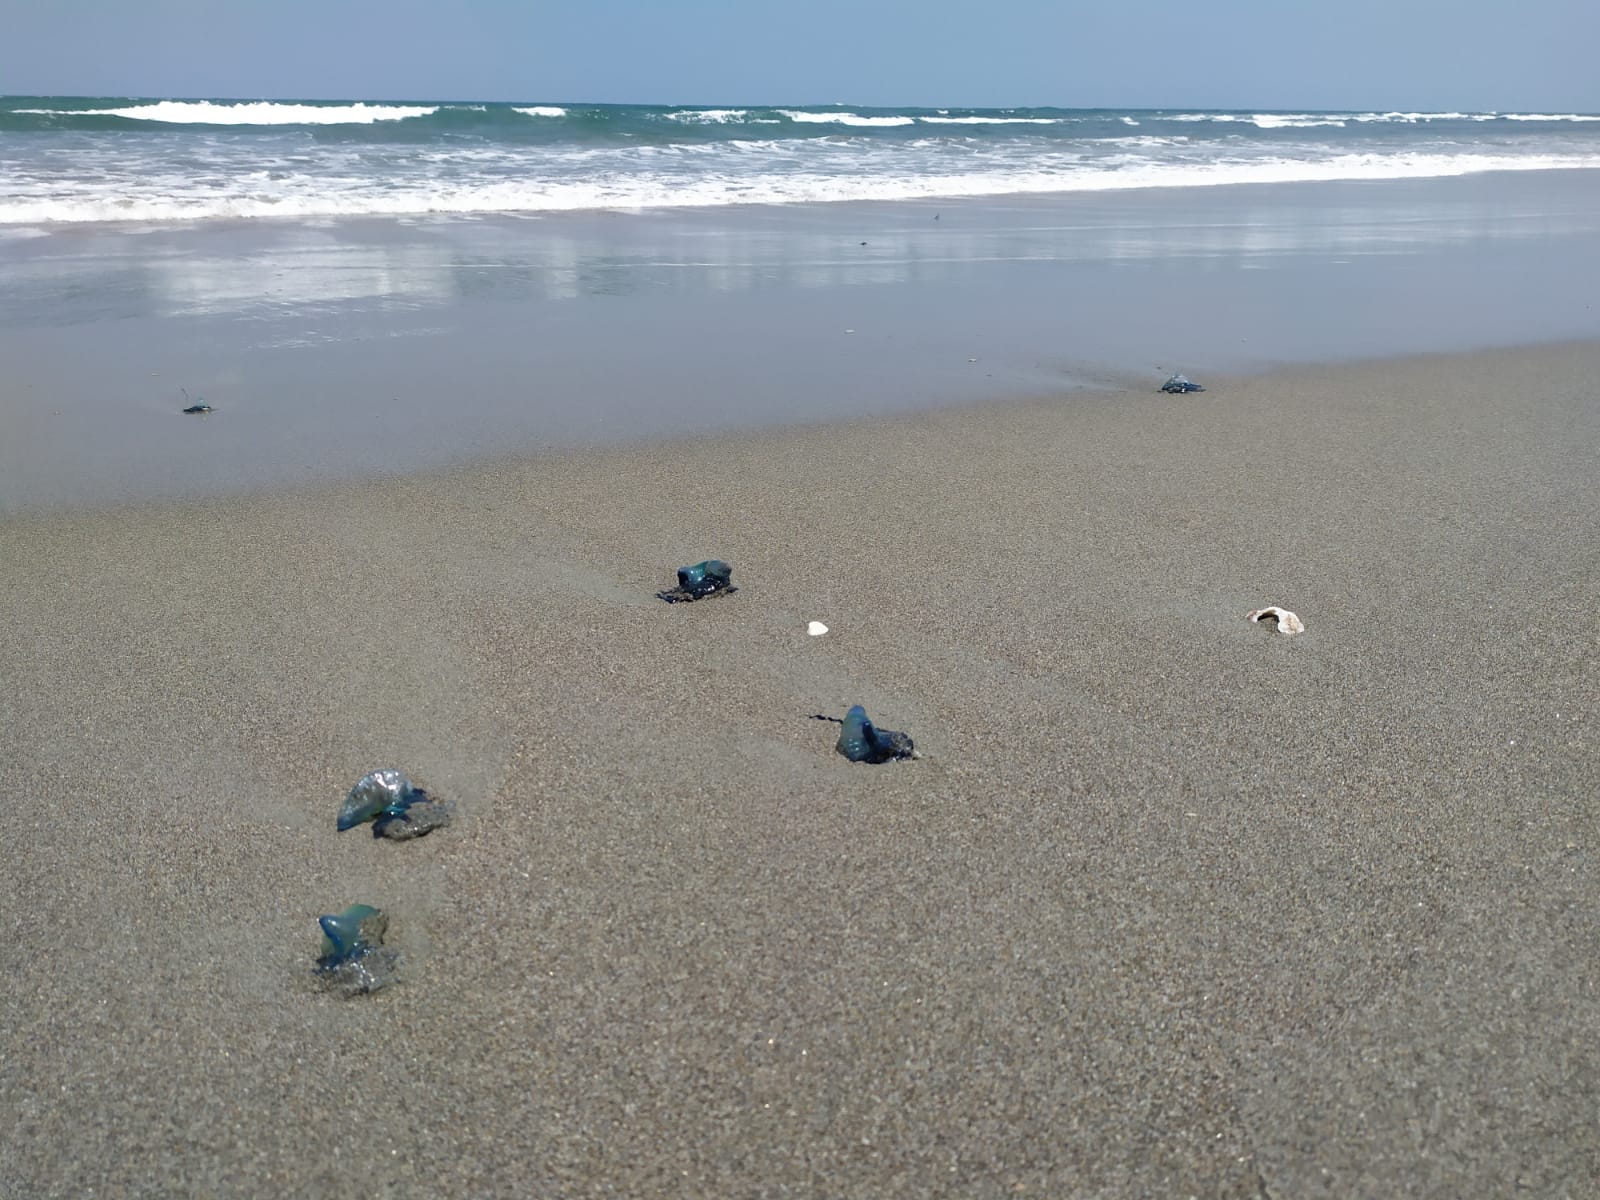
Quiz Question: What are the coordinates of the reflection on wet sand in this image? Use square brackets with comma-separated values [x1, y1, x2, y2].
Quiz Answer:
[4, 173, 1598, 329]
[2, 172, 1598, 510]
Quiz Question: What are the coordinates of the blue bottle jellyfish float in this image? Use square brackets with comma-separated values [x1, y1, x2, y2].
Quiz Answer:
[337, 769, 452, 840]
[314, 904, 399, 995]
[813, 705, 918, 763]
[657, 560, 736, 603]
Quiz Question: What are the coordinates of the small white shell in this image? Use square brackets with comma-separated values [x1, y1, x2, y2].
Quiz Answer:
[807, 621, 829, 636]
[1247, 606, 1304, 636]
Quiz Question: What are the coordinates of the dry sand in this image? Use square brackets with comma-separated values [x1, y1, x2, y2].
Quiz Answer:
[2, 342, 1597, 1197]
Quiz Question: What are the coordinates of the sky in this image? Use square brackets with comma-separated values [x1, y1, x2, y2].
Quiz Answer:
[0, 0, 1595, 112]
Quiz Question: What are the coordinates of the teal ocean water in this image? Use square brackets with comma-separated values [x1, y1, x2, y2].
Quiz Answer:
[3, 96, 1599, 224]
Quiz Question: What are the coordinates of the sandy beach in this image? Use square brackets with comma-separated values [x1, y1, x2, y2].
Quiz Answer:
[2, 338, 1596, 1196]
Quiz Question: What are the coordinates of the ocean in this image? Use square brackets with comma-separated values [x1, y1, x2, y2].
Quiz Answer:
[6, 96, 1600, 511]
[3, 96, 1600, 225]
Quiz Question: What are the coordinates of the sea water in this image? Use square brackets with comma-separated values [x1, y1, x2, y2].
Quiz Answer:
[4, 98, 1600, 510]
[3, 97, 1599, 225]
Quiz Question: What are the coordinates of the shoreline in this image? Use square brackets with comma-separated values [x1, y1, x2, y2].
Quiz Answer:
[5, 169, 1600, 513]
[6, 162, 1600, 232]
[4, 340, 1596, 1196]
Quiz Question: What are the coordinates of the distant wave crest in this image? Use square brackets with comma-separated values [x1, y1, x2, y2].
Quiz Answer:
[662, 109, 748, 123]
[1170, 113, 1348, 129]
[780, 110, 916, 127]
[1169, 110, 1600, 127]
[16, 100, 439, 124]
[919, 115, 1063, 125]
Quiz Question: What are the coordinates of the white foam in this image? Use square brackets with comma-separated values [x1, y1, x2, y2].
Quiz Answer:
[1250, 114, 1349, 129]
[1350, 111, 1491, 123]
[780, 110, 916, 127]
[918, 116, 1062, 125]
[512, 106, 568, 118]
[1168, 110, 1580, 127]
[4, 137, 1598, 226]
[18, 100, 438, 124]
[1107, 135, 1191, 149]
[663, 109, 748, 123]
[1167, 112, 1348, 127]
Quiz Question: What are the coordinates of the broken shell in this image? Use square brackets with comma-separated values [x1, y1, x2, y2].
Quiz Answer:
[314, 903, 399, 995]
[657, 559, 737, 603]
[807, 621, 829, 636]
[836, 704, 918, 764]
[337, 768, 451, 839]
[1247, 606, 1305, 636]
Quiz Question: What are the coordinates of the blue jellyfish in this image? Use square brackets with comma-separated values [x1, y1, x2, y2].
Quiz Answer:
[337, 769, 451, 840]
[314, 904, 399, 995]
[658, 560, 736, 603]
[814, 705, 918, 764]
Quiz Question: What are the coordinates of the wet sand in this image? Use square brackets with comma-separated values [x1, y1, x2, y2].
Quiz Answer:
[6, 170, 1600, 512]
[2, 340, 1596, 1197]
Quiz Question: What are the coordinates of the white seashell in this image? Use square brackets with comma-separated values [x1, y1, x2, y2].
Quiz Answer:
[807, 621, 829, 636]
[1247, 606, 1304, 636]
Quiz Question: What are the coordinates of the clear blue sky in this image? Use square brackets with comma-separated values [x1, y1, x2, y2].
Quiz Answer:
[1, 0, 1595, 111]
